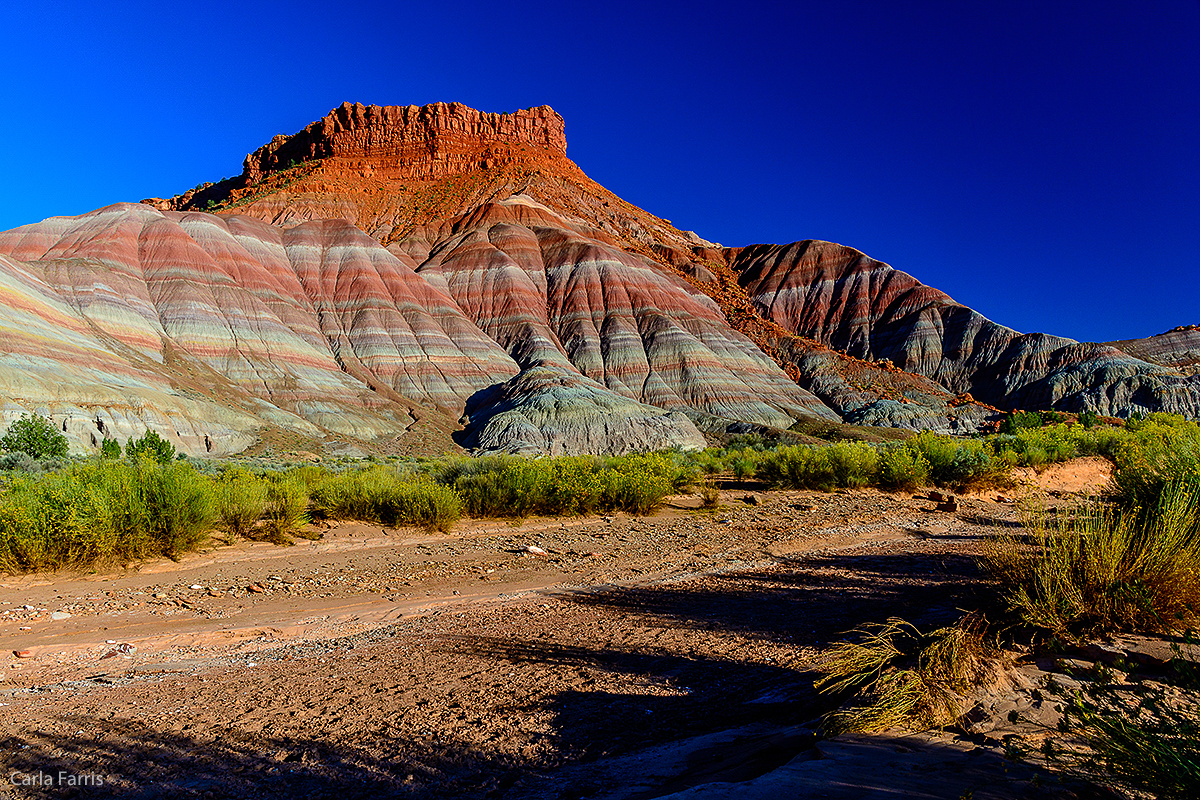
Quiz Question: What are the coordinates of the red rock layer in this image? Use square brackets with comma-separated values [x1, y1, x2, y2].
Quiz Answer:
[417, 197, 831, 427]
[0, 203, 519, 439]
[728, 240, 1200, 416]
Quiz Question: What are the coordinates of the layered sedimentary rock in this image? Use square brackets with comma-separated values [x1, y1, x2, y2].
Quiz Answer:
[2, 100, 1190, 455]
[0, 203, 521, 453]
[417, 196, 832, 430]
[1108, 326, 1200, 375]
[728, 241, 1200, 417]
[0, 198, 825, 456]
[461, 367, 707, 456]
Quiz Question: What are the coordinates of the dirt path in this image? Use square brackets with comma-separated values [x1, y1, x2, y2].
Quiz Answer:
[0, 469, 1110, 799]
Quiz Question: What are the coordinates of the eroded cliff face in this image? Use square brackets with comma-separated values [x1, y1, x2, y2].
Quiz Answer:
[728, 241, 1200, 417]
[1108, 326, 1200, 375]
[2, 100, 1189, 457]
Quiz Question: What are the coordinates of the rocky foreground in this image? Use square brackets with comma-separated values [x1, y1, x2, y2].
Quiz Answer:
[0, 462, 1136, 799]
[0, 101, 1194, 457]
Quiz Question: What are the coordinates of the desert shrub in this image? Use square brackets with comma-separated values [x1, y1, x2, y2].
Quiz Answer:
[905, 433, 1001, 488]
[0, 452, 36, 473]
[216, 469, 268, 540]
[757, 443, 878, 491]
[262, 473, 310, 543]
[600, 458, 674, 515]
[877, 446, 930, 491]
[0, 459, 217, 571]
[1105, 414, 1200, 523]
[547, 457, 606, 516]
[1, 414, 69, 459]
[906, 431, 960, 485]
[731, 454, 757, 482]
[125, 430, 176, 464]
[444, 452, 679, 518]
[1000, 410, 1043, 434]
[985, 479, 1200, 639]
[100, 437, 122, 459]
[449, 456, 553, 518]
[133, 459, 217, 558]
[815, 615, 995, 733]
[311, 466, 460, 531]
[1077, 410, 1099, 429]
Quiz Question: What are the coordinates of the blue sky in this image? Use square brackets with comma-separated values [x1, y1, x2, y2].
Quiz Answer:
[1, 1, 1196, 343]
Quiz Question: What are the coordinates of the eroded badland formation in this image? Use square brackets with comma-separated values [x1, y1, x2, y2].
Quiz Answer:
[0, 101, 1196, 458]
[1, 104, 1197, 800]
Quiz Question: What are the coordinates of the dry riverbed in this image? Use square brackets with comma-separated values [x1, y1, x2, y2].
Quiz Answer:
[0, 463, 1119, 799]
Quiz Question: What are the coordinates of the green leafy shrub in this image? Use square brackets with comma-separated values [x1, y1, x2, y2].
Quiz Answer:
[1, 414, 69, 459]
[757, 442, 878, 491]
[125, 430, 176, 464]
[878, 446, 930, 491]
[262, 473, 310, 543]
[100, 437, 122, 459]
[311, 466, 460, 531]
[1000, 410, 1043, 434]
[216, 469, 268, 540]
[0, 459, 217, 571]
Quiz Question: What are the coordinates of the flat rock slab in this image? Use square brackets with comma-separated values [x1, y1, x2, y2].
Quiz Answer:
[654, 733, 1065, 800]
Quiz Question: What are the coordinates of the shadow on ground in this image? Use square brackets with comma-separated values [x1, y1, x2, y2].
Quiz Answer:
[2, 549, 1036, 799]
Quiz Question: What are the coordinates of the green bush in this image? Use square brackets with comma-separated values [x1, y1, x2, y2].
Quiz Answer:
[100, 437, 122, 459]
[1, 414, 69, 459]
[311, 466, 460, 531]
[1000, 410, 1043, 434]
[263, 473, 310, 543]
[216, 469, 268, 540]
[125, 430, 176, 464]
[878, 446, 930, 491]
[756, 442, 879, 491]
[0, 459, 217, 571]
[985, 479, 1200, 639]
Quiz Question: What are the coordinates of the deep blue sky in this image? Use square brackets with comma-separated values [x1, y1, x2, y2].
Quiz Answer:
[2, 1, 1196, 343]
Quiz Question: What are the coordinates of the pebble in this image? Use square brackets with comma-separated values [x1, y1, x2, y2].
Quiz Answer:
[13, 650, 32, 659]
[50, 611, 71, 621]
[189, 584, 204, 591]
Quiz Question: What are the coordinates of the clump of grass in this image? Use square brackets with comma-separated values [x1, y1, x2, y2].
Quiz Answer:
[697, 477, 720, 508]
[985, 479, 1200, 639]
[815, 615, 995, 733]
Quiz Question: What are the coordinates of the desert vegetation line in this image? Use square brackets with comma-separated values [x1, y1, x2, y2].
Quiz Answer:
[1, 413, 1196, 574]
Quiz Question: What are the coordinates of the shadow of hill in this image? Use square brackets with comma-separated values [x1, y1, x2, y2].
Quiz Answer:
[559, 551, 996, 645]
[1, 718, 518, 799]
[2, 547, 1018, 799]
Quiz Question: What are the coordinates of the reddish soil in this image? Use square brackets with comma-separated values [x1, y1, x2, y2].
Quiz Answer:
[0, 467, 1112, 799]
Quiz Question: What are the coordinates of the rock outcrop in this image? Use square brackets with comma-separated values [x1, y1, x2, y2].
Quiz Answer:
[1108, 326, 1200, 375]
[0, 101, 1188, 456]
[727, 240, 1200, 418]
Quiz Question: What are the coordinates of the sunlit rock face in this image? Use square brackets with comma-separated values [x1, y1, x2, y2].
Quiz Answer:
[1, 100, 1193, 457]
[729, 240, 1200, 418]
